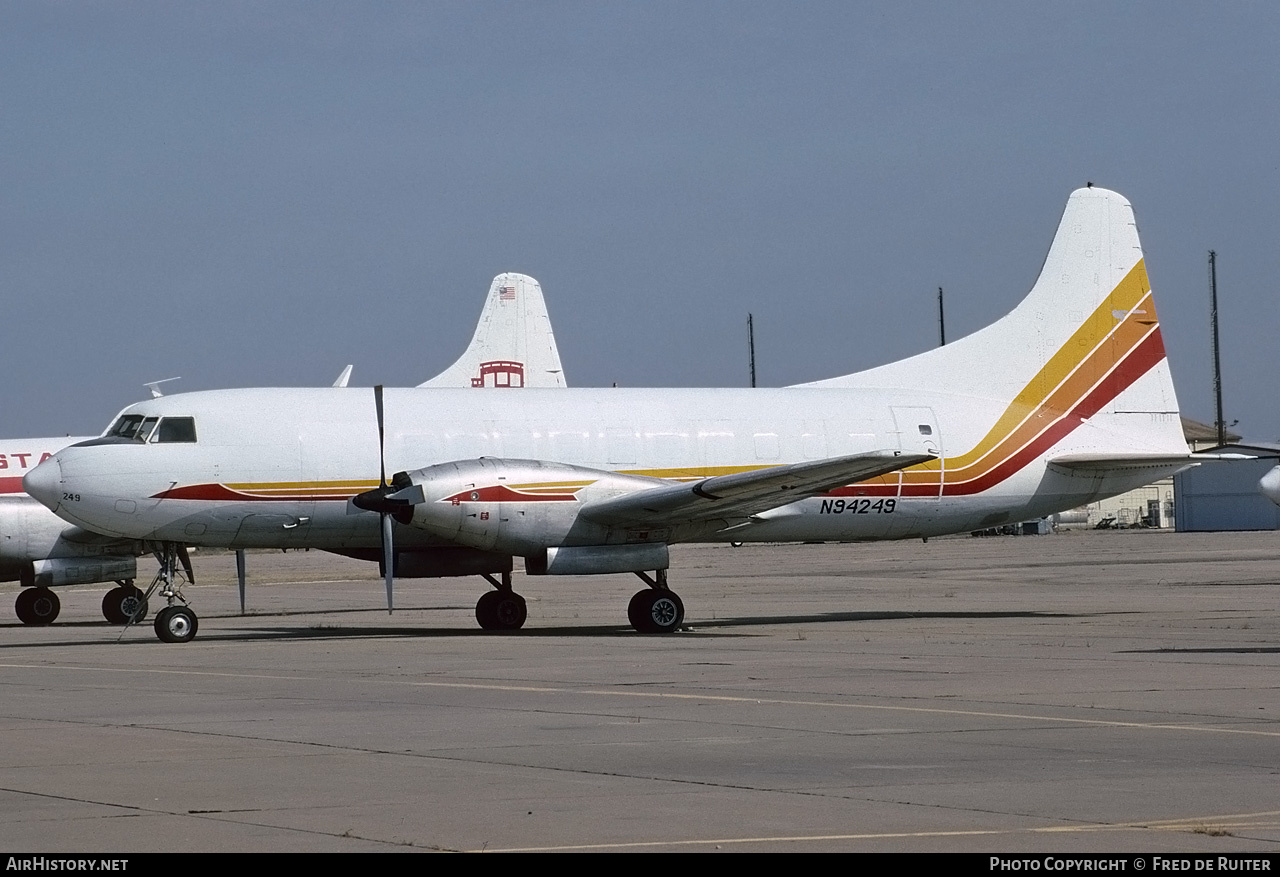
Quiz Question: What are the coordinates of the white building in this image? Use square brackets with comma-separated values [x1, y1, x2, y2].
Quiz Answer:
[1070, 418, 1240, 529]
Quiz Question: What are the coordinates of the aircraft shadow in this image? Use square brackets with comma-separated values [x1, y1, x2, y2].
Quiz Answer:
[1122, 646, 1280, 654]
[0, 608, 1098, 647]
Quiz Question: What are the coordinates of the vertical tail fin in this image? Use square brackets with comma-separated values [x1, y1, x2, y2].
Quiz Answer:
[798, 186, 1186, 455]
[419, 273, 567, 389]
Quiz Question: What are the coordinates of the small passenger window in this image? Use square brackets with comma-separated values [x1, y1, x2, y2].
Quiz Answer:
[918, 424, 933, 436]
[154, 417, 197, 443]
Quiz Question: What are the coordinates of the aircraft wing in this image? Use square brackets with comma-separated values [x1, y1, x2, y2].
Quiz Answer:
[579, 450, 933, 527]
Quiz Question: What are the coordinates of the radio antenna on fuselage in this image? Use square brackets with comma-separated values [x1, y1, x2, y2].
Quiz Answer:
[143, 377, 182, 399]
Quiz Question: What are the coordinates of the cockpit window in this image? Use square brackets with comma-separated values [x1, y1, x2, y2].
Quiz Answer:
[154, 417, 197, 443]
[104, 414, 197, 443]
[108, 415, 145, 439]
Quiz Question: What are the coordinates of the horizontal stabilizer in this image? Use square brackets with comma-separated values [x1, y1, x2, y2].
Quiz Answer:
[581, 450, 933, 527]
[1048, 452, 1253, 475]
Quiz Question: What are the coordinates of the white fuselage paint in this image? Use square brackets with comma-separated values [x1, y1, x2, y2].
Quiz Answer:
[34, 386, 1180, 553]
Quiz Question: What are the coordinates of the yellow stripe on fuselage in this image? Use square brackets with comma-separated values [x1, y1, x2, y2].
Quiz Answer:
[906, 259, 1157, 481]
[225, 480, 379, 491]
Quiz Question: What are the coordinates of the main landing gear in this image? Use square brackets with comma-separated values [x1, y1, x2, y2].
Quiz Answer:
[102, 580, 148, 624]
[469, 568, 685, 634]
[15, 587, 60, 625]
[475, 571, 527, 631]
[13, 579, 150, 626]
[627, 569, 684, 634]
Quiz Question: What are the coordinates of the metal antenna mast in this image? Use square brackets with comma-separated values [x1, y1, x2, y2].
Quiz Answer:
[747, 313, 757, 388]
[1209, 250, 1225, 446]
[938, 287, 946, 346]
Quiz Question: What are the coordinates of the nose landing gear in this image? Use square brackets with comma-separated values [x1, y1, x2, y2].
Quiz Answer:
[134, 543, 199, 644]
[154, 605, 198, 643]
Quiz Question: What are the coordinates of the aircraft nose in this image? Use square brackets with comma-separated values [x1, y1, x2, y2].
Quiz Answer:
[23, 457, 63, 509]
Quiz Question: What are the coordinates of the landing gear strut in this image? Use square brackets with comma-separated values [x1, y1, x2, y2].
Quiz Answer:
[15, 587, 60, 625]
[140, 543, 198, 643]
[475, 571, 527, 631]
[628, 569, 684, 634]
[102, 580, 148, 624]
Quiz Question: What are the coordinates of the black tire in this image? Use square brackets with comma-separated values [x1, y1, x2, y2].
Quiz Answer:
[627, 589, 684, 634]
[154, 606, 198, 643]
[102, 585, 148, 624]
[15, 587, 60, 625]
[475, 590, 527, 631]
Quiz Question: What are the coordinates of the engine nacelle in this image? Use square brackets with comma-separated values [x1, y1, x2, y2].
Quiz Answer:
[395, 458, 664, 556]
[21, 555, 137, 588]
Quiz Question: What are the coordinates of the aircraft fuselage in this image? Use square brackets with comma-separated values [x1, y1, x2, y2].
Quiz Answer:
[29, 385, 1179, 552]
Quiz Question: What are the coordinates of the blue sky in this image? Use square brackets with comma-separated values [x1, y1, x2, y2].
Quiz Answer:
[4, 2, 1277, 440]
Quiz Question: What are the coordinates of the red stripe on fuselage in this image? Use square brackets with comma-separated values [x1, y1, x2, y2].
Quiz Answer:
[153, 484, 358, 502]
[149, 332, 1167, 509]
[823, 328, 1167, 499]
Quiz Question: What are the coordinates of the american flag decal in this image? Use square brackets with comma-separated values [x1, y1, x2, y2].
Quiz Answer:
[499, 285, 516, 300]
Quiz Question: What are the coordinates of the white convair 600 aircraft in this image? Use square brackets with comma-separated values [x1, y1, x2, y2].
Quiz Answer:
[5, 272, 564, 628]
[28, 188, 1207, 643]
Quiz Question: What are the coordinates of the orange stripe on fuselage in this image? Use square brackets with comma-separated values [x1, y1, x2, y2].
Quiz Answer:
[904, 296, 1159, 488]
[897, 261, 1157, 485]
[941, 260, 1152, 472]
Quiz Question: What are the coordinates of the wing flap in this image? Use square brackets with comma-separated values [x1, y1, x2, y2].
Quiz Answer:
[580, 450, 933, 527]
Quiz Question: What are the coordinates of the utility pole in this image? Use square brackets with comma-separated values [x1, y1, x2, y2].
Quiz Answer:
[747, 313, 757, 388]
[1209, 250, 1225, 446]
[938, 287, 946, 346]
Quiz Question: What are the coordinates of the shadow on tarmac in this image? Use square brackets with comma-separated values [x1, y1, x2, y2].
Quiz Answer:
[0, 607, 1099, 648]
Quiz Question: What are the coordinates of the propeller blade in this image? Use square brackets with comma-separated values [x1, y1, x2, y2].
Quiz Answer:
[381, 512, 394, 614]
[235, 548, 247, 615]
[374, 384, 387, 488]
[371, 384, 395, 614]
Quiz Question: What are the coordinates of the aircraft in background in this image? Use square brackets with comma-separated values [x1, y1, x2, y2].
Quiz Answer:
[419, 272, 565, 389]
[1261, 466, 1280, 506]
[0, 437, 138, 624]
[4, 272, 565, 625]
[29, 188, 1218, 643]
